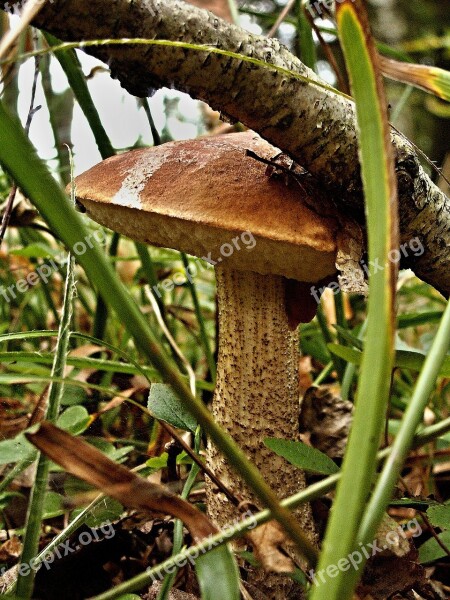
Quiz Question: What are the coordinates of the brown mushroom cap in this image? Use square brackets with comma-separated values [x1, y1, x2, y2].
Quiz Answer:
[73, 132, 340, 282]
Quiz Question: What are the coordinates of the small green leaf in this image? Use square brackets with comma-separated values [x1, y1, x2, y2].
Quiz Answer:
[60, 386, 89, 406]
[333, 325, 363, 350]
[398, 311, 443, 329]
[146, 452, 168, 470]
[57, 405, 90, 434]
[195, 545, 240, 600]
[264, 438, 339, 475]
[81, 498, 123, 527]
[0, 434, 35, 465]
[148, 384, 198, 432]
[389, 498, 435, 511]
[10, 243, 59, 259]
[43, 491, 65, 519]
[426, 504, 450, 530]
[299, 323, 332, 365]
[288, 567, 308, 586]
[328, 344, 450, 377]
[237, 550, 260, 567]
[419, 530, 450, 563]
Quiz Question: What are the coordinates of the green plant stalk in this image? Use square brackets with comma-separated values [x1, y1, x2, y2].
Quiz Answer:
[180, 253, 216, 382]
[88, 414, 450, 600]
[16, 255, 75, 598]
[157, 428, 202, 600]
[39, 51, 72, 186]
[92, 231, 119, 340]
[340, 320, 367, 401]
[0, 332, 213, 391]
[43, 33, 115, 159]
[35, 264, 60, 325]
[312, 361, 334, 385]
[334, 290, 348, 334]
[227, 0, 240, 26]
[316, 304, 345, 381]
[296, 0, 317, 69]
[44, 32, 118, 338]
[0, 453, 38, 494]
[358, 298, 450, 544]
[139, 97, 161, 145]
[311, 2, 398, 598]
[334, 289, 350, 381]
[329, 343, 450, 377]
[136, 242, 167, 322]
[0, 100, 317, 566]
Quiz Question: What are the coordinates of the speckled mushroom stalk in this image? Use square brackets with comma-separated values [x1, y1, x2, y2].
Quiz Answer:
[209, 267, 312, 520]
[73, 132, 343, 587]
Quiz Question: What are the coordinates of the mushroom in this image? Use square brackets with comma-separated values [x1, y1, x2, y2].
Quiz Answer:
[73, 131, 343, 557]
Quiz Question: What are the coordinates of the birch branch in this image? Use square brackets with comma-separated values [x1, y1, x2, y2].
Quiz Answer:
[1, 0, 448, 295]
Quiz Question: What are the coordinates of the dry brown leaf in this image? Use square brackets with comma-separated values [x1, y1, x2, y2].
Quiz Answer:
[146, 582, 200, 599]
[0, 536, 21, 562]
[299, 385, 353, 459]
[357, 549, 434, 600]
[320, 288, 353, 328]
[0, 392, 41, 438]
[376, 515, 410, 558]
[96, 386, 144, 415]
[247, 521, 296, 574]
[26, 422, 218, 542]
[64, 343, 107, 381]
[299, 355, 313, 395]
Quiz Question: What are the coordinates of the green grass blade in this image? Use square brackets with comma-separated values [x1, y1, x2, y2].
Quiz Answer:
[43, 33, 115, 159]
[16, 250, 75, 598]
[358, 298, 450, 546]
[311, 0, 399, 597]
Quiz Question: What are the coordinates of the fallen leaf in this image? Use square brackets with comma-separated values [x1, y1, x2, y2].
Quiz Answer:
[247, 521, 296, 574]
[0, 536, 21, 561]
[96, 386, 144, 415]
[299, 385, 353, 459]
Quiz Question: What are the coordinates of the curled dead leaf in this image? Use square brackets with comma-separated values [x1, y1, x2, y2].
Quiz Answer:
[299, 385, 353, 459]
[247, 521, 296, 574]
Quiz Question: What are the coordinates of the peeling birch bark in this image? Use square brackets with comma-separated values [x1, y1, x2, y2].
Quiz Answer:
[1, 0, 448, 294]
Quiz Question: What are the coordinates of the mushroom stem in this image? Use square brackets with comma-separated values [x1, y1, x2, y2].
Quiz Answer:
[207, 267, 316, 537]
